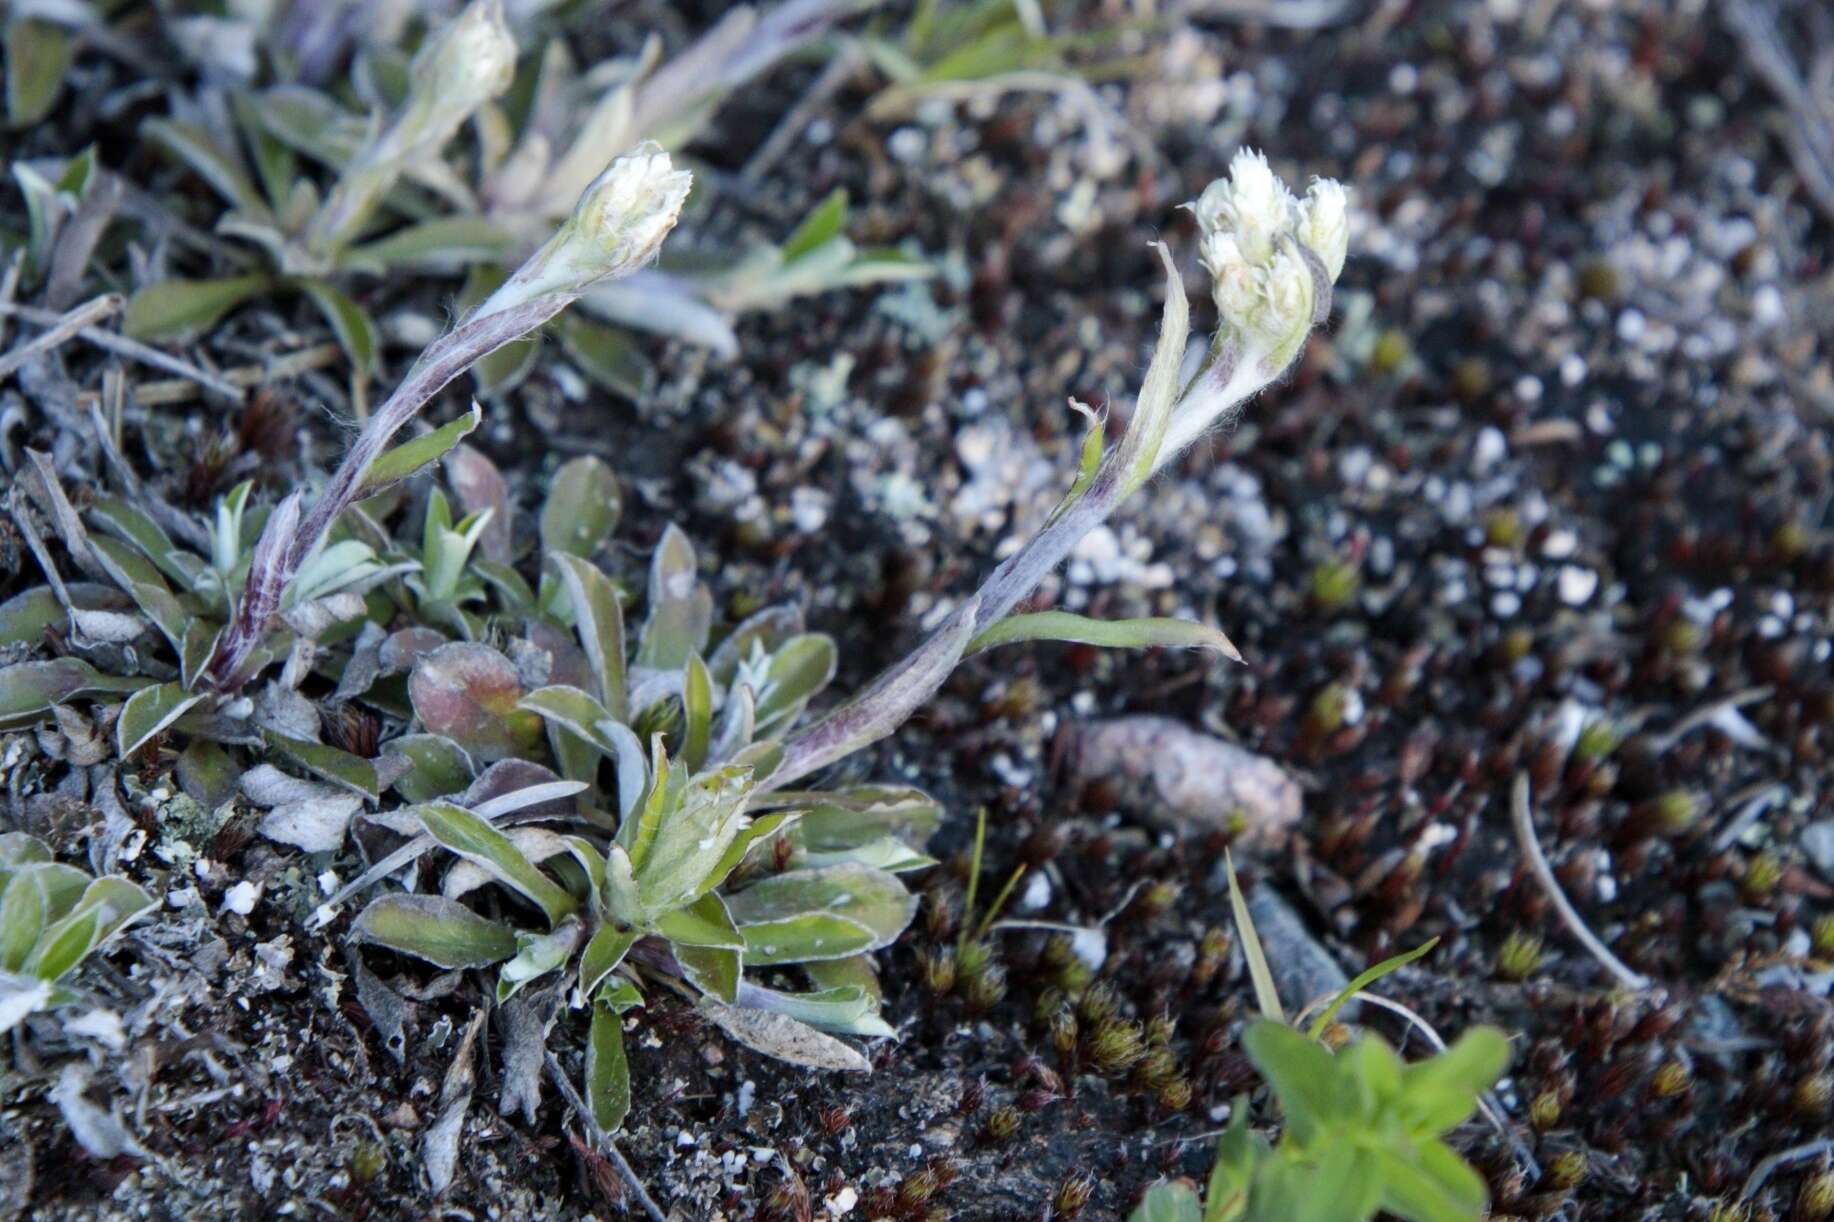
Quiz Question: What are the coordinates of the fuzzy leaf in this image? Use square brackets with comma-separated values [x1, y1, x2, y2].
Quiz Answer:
[345, 216, 516, 272]
[966, 611, 1243, 664]
[553, 314, 655, 401]
[540, 456, 621, 560]
[654, 891, 743, 950]
[418, 802, 578, 926]
[697, 999, 869, 1072]
[408, 642, 541, 763]
[0, 658, 145, 726]
[681, 652, 712, 769]
[22, 877, 154, 982]
[753, 634, 837, 736]
[575, 924, 638, 1005]
[6, 18, 73, 127]
[262, 731, 379, 798]
[723, 864, 915, 964]
[358, 403, 483, 499]
[296, 278, 379, 378]
[634, 525, 710, 670]
[144, 118, 264, 213]
[0, 587, 65, 647]
[735, 982, 893, 1038]
[585, 1003, 631, 1131]
[352, 894, 518, 969]
[122, 275, 273, 343]
[630, 764, 755, 916]
[384, 734, 474, 802]
[117, 684, 204, 759]
[548, 555, 627, 720]
[497, 918, 582, 1003]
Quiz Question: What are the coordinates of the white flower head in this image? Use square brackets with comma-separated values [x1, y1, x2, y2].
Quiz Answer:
[1297, 178, 1350, 280]
[571, 142, 693, 275]
[485, 142, 691, 312]
[1195, 148, 1295, 266]
[411, 0, 516, 116]
[1257, 246, 1315, 340]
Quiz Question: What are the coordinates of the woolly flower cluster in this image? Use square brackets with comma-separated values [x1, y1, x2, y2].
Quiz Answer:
[484, 142, 692, 313]
[1192, 150, 1349, 349]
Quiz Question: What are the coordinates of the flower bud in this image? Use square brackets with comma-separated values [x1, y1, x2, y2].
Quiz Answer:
[1297, 178, 1350, 279]
[409, 0, 516, 127]
[482, 142, 691, 313]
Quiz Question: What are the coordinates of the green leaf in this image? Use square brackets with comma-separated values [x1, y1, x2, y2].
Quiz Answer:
[553, 314, 655, 401]
[548, 555, 627, 721]
[576, 924, 637, 1004]
[0, 587, 66, 647]
[352, 893, 518, 969]
[87, 497, 192, 587]
[6, 18, 73, 128]
[966, 611, 1242, 663]
[653, 892, 743, 950]
[1307, 938, 1440, 1041]
[296, 278, 378, 378]
[1399, 1027, 1510, 1135]
[86, 535, 189, 652]
[1240, 1021, 1339, 1145]
[1225, 851, 1283, 1023]
[1204, 1097, 1264, 1222]
[780, 785, 945, 858]
[540, 456, 622, 561]
[724, 865, 915, 964]
[681, 653, 712, 770]
[22, 877, 154, 981]
[737, 982, 893, 1038]
[143, 118, 265, 213]
[1342, 1035, 1406, 1119]
[122, 276, 274, 343]
[1373, 1146, 1487, 1222]
[701, 811, 795, 894]
[344, 216, 516, 272]
[672, 942, 740, 1004]
[497, 918, 583, 1003]
[117, 683, 204, 759]
[262, 731, 379, 798]
[0, 658, 147, 730]
[418, 803, 578, 926]
[585, 1003, 631, 1132]
[781, 189, 849, 262]
[383, 734, 474, 802]
[357, 403, 483, 499]
[629, 764, 756, 916]
[753, 634, 837, 736]
[634, 525, 710, 670]
[1127, 1180, 1202, 1222]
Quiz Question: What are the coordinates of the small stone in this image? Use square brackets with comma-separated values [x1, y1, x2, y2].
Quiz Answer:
[1069, 716, 1301, 851]
[1801, 822, 1834, 883]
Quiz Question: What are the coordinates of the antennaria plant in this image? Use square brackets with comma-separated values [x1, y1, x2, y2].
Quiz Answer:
[0, 140, 1350, 1146]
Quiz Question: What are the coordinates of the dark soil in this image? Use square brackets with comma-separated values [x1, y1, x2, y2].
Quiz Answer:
[3, 1, 1833, 1219]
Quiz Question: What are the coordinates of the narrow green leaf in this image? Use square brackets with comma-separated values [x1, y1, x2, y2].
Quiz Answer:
[144, 118, 264, 213]
[0, 658, 146, 725]
[634, 525, 709, 670]
[496, 918, 582, 1003]
[351, 893, 518, 968]
[681, 653, 712, 770]
[966, 610, 1243, 663]
[781, 189, 849, 262]
[585, 1003, 631, 1131]
[553, 314, 655, 401]
[1399, 1027, 1510, 1134]
[117, 683, 204, 758]
[344, 216, 516, 272]
[122, 276, 274, 343]
[0, 587, 66, 647]
[1373, 1147, 1487, 1222]
[23, 876, 154, 981]
[356, 403, 482, 499]
[296, 278, 378, 377]
[753, 634, 837, 736]
[1225, 851, 1283, 1022]
[6, 19, 73, 127]
[673, 942, 740, 1004]
[548, 555, 627, 720]
[576, 924, 637, 1004]
[1307, 938, 1440, 1041]
[724, 865, 915, 959]
[262, 731, 380, 798]
[418, 803, 578, 925]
